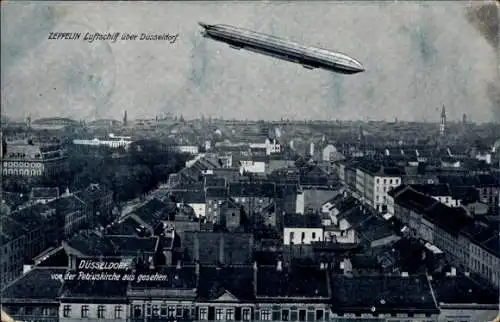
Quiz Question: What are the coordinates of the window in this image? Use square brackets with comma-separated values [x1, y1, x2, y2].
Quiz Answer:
[133, 305, 142, 318]
[282, 309, 290, 321]
[301, 232, 305, 241]
[97, 305, 106, 319]
[242, 308, 251, 321]
[299, 309, 306, 321]
[216, 309, 224, 320]
[63, 305, 71, 318]
[261, 309, 271, 321]
[160, 306, 167, 316]
[42, 308, 50, 316]
[315, 310, 324, 321]
[226, 308, 234, 320]
[176, 306, 182, 317]
[289, 232, 294, 242]
[81, 305, 89, 318]
[114, 306, 122, 319]
[168, 306, 175, 317]
[153, 305, 159, 317]
[312, 232, 316, 239]
[200, 308, 208, 320]
[25, 307, 33, 316]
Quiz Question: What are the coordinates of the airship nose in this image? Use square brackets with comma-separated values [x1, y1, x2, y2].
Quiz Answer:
[352, 59, 365, 72]
[198, 22, 209, 28]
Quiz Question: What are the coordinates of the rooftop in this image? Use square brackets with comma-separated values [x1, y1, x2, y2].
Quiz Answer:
[228, 182, 277, 198]
[30, 187, 60, 199]
[65, 231, 158, 257]
[60, 280, 129, 299]
[431, 274, 499, 305]
[197, 265, 254, 302]
[2, 267, 66, 301]
[183, 232, 254, 265]
[330, 274, 439, 314]
[0, 216, 28, 245]
[283, 213, 323, 228]
[256, 264, 329, 301]
[8, 203, 54, 230]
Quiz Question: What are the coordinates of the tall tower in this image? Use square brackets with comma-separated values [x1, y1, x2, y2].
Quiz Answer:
[462, 113, 467, 125]
[26, 114, 32, 129]
[439, 105, 446, 137]
[123, 110, 128, 126]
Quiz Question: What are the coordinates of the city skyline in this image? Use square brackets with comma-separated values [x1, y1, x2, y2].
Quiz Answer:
[1, 1, 499, 122]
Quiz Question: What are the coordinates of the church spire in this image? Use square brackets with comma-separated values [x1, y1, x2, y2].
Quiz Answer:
[439, 105, 446, 137]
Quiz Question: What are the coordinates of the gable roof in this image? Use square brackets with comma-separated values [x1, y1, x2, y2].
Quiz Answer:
[197, 265, 254, 302]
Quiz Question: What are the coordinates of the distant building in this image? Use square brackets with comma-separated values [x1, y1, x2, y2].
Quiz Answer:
[228, 182, 277, 215]
[390, 186, 500, 288]
[322, 144, 344, 162]
[249, 138, 281, 155]
[73, 133, 133, 150]
[238, 156, 267, 174]
[30, 187, 60, 204]
[283, 214, 324, 245]
[1, 139, 67, 177]
[177, 145, 200, 155]
[170, 190, 207, 218]
[407, 184, 463, 208]
[30, 117, 79, 131]
[355, 163, 403, 212]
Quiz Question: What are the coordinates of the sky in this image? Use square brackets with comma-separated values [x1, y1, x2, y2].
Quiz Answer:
[1, 1, 499, 122]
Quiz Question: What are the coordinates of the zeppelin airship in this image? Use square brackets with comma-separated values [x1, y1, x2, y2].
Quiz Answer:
[198, 22, 364, 74]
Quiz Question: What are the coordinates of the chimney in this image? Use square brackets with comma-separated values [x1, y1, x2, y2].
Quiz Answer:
[253, 261, 258, 295]
[176, 260, 182, 270]
[218, 233, 225, 265]
[276, 260, 283, 272]
[342, 258, 352, 276]
[195, 261, 200, 287]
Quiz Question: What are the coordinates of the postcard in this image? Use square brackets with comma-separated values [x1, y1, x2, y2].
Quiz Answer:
[1, 1, 499, 322]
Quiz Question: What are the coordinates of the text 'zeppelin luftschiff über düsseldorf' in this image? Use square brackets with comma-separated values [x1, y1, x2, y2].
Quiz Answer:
[47, 32, 179, 43]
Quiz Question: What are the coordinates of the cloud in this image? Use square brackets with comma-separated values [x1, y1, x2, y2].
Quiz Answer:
[465, 1, 499, 122]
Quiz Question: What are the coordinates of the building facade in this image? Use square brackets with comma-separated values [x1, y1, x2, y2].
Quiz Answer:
[2, 140, 68, 177]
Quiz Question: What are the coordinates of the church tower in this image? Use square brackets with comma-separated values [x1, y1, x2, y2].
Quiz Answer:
[439, 105, 446, 137]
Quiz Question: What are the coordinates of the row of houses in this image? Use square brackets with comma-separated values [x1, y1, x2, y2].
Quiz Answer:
[0, 184, 113, 286]
[2, 258, 497, 322]
[387, 185, 500, 289]
[336, 159, 499, 213]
